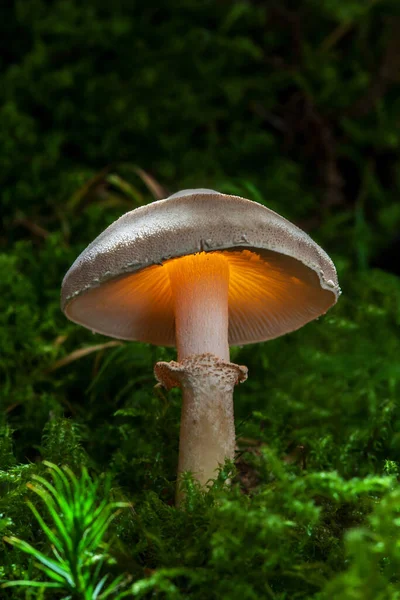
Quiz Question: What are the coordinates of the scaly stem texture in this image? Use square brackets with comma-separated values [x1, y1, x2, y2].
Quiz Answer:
[155, 354, 247, 490]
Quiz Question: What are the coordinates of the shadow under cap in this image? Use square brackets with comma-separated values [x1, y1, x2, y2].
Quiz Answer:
[61, 189, 340, 345]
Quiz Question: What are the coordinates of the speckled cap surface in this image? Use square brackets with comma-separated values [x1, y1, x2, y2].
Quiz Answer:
[61, 189, 340, 345]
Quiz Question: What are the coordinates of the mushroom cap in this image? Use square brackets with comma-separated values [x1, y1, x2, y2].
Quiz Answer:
[61, 189, 340, 345]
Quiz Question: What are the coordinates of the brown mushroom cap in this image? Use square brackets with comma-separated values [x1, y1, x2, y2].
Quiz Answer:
[61, 189, 340, 345]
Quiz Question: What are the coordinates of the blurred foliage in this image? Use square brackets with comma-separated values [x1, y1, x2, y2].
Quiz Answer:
[1, 0, 400, 598]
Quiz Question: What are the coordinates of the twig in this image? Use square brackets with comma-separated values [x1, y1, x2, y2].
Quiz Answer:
[13, 217, 49, 240]
[46, 341, 124, 372]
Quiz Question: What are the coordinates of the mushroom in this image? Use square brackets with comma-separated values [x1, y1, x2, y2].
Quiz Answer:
[61, 188, 340, 499]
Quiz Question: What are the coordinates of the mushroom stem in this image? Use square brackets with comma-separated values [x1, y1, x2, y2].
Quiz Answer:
[154, 253, 247, 501]
[167, 252, 230, 361]
[155, 355, 247, 497]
